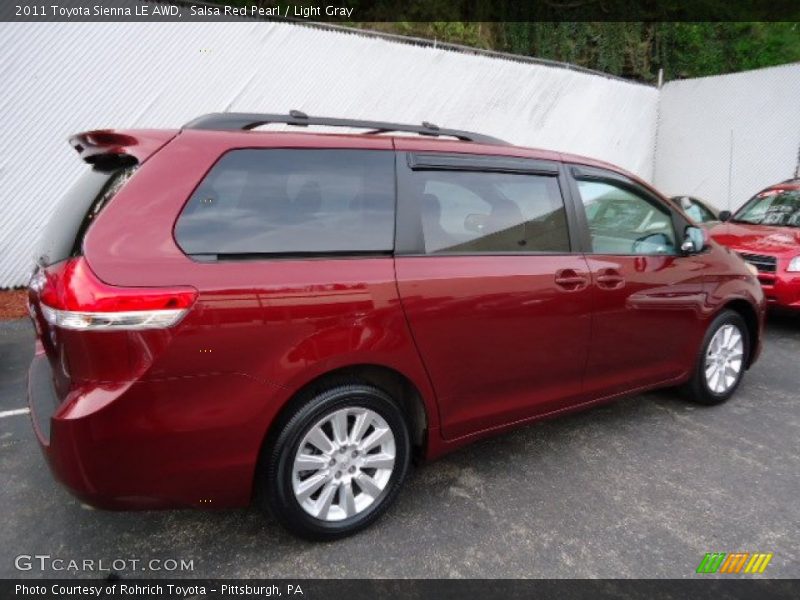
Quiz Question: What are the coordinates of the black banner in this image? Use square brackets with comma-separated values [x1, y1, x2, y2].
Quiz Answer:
[3, 0, 800, 22]
[3, 579, 800, 600]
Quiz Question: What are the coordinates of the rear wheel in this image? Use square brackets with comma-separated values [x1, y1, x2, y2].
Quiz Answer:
[684, 310, 749, 405]
[261, 383, 410, 540]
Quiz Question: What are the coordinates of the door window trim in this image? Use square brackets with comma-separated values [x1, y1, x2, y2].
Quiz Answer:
[395, 152, 581, 256]
[408, 152, 560, 176]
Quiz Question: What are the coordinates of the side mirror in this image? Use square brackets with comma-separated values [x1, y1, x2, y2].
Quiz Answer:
[719, 210, 732, 222]
[681, 226, 707, 254]
[464, 213, 489, 233]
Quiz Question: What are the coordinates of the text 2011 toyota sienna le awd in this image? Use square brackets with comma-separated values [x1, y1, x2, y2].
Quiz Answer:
[27, 112, 765, 539]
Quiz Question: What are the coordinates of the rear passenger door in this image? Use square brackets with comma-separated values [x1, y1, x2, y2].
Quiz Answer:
[394, 153, 593, 440]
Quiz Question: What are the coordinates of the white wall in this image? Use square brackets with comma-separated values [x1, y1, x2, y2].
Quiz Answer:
[654, 62, 800, 213]
[0, 22, 658, 287]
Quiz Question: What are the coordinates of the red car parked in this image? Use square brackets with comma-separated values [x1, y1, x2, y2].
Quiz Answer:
[709, 179, 800, 311]
[27, 112, 765, 539]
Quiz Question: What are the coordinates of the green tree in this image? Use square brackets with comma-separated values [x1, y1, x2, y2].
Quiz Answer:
[204, 1, 800, 82]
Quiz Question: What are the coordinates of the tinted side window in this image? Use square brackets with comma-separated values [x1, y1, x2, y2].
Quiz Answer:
[175, 149, 395, 256]
[578, 179, 676, 255]
[37, 166, 136, 266]
[411, 170, 570, 254]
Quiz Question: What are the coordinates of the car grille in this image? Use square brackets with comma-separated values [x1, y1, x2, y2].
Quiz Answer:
[738, 252, 777, 273]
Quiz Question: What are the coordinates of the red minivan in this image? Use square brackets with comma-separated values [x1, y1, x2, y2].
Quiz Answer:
[28, 113, 765, 539]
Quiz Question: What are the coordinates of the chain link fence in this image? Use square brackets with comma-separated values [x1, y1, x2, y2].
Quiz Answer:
[654, 62, 800, 213]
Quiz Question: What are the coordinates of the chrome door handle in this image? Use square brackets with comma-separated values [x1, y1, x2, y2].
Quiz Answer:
[596, 268, 625, 289]
[555, 269, 589, 291]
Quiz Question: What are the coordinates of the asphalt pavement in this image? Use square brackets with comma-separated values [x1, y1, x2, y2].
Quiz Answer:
[1, 316, 798, 579]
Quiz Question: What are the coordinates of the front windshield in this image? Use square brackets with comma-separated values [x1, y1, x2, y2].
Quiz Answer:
[733, 189, 800, 227]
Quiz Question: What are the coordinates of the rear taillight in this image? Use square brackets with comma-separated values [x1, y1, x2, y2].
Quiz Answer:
[37, 257, 197, 331]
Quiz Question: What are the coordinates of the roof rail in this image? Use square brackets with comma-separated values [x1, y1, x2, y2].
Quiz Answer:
[182, 111, 508, 145]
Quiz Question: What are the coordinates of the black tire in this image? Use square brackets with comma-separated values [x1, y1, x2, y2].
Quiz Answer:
[259, 382, 410, 540]
[683, 309, 750, 406]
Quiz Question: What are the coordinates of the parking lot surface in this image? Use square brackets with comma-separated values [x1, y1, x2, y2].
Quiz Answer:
[1, 316, 798, 578]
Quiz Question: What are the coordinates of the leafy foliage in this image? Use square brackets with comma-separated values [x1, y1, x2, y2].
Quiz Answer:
[203, 0, 800, 82]
[358, 22, 800, 82]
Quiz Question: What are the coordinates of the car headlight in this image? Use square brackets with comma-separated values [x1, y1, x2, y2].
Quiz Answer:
[788, 256, 800, 272]
[745, 262, 759, 277]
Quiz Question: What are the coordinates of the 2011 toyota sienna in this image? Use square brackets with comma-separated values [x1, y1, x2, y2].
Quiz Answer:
[27, 112, 765, 539]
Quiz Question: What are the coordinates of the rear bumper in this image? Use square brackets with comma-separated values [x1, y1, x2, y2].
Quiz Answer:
[28, 352, 57, 445]
[756, 272, 800, 310]
[27, 350, 282, 510]
[27, 352, 113, 508]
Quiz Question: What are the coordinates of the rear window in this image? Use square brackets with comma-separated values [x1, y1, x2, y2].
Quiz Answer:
[36, 166, 136, 266]
[174, 149, 396, 257]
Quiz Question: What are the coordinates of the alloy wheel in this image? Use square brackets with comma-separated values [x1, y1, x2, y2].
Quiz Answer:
[704, 323, 745, 394]
[291, 407, 396, 521]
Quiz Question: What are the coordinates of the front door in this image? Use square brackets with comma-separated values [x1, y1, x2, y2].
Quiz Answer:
[569, 166, 708, 398]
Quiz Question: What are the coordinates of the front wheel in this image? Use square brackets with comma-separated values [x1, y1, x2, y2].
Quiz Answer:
[260, 383, 410, 540]
[684, 310, 750, 405]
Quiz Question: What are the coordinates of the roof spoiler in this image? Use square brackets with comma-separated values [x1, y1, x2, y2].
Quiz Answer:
[68, 129, 178, 170]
